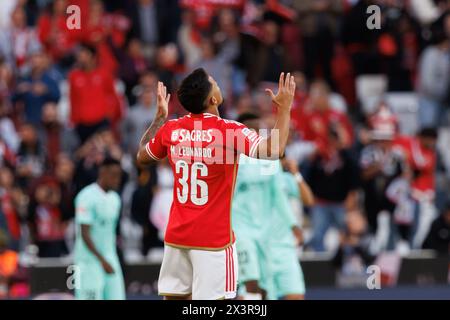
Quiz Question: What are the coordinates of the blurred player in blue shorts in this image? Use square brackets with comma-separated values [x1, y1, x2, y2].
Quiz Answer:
[74, 157, 125, 300]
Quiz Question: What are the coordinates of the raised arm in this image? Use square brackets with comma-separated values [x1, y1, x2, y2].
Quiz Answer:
[136, 81, 170, 165]
[254, 73, 295, 159]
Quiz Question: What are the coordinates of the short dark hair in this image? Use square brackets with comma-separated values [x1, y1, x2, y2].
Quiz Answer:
[100, 156, 121, 168]
[177, 68, 212, 114]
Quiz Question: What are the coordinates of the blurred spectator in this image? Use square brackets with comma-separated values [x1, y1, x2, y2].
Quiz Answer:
[0, 140, 16, 171]
[0, 5, 41, 69]
[131, 164, 160, 256]
[0, 167, 22, 251]
[298, 80, 354, 157]
[37, 0, 78, 66]
[81, 0, 125, 74]
[16, 123, 46, 188]
[54, 153, 76, 222]
[395, 128, 439, 249]
[121, 80, 156, 155]
[306, 123, 359, 252]
[37, 102, 78, 168]
[194, 36, 238, 102]
[178, 9, 202, 69]
[333, 210, 375, 288]
[417, 30, 450, 129]
[154, 43, 181, 93]
[126, 0, 180, 58]
[13, 51, 61, 125]
[68, 44, 120, 143]
[246, 18, 288, 88]
[112, 38, 150, 105]
[0, 57, 14, 103]
[27, 176, 67, 257]
[293, 0, 342, 87]
[0, 0, 22, 30]
[0, 100, 19, 153]
[341, 0, 382, 76]
[378, 9, 419, 91]
[73, 129, 125, 192]
[423, 200, 450, 256]
[359, 121, 406, 250]
[290, 71, 309, 134]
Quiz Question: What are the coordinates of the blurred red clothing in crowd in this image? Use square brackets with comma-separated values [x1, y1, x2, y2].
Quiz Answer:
[37, 13, 79, 61]
[180, 0, 245, 29]
[68, 67, 121, 126]
[395, 135, 436, 201]
[297, 105, 354, 157]
[0, 193, 21, 242]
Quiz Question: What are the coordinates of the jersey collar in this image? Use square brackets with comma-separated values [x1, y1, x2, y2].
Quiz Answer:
[189, 112, 220, 118]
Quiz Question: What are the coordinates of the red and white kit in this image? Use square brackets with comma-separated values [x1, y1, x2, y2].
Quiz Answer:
[146, 112, 263, 299]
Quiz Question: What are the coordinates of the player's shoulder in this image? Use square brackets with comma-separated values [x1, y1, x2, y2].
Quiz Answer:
[108, 190, 121, 202]
[162, 115, 187, 129]
[75, 183, 99, 202]
[215, 117, 250, 135]
[219, 117, 245, 128]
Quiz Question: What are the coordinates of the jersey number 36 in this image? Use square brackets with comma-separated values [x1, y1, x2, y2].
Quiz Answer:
[175, 160, 208, 206]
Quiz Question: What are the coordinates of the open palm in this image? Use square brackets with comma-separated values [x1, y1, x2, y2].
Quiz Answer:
[156, 81, 171, 118]
[265, 72, 296, 111]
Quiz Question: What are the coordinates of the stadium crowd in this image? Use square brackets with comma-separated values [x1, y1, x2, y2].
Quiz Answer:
[0, 0, 450, 297]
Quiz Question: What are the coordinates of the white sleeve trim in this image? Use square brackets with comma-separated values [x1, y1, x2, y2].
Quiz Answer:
[146, 143, 161, 161]
[249, 136, 264, 158]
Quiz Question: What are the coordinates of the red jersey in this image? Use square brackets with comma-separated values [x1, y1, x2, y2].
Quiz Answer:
[146, 112, 263, 250]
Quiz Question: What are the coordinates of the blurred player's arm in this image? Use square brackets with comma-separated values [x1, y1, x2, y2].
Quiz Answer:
[285, 158, 315, 207]
[80, 224, 114, 274]
[254, 73, 295, 159]
[298, 176, 314, 207]
[272, 165, 304, 245]
[137, 81, 170, 165]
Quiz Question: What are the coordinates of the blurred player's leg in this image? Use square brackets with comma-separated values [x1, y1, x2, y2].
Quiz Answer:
[75, 261, 104, 300]
[103, 258, 126, 300]
[236, 238, 264, 299]
[271, 246, 305, 300]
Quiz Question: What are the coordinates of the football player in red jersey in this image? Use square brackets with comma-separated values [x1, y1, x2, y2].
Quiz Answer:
[136, 68, 295, 300]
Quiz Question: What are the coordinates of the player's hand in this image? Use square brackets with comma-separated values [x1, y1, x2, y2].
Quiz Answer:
[284, 158, 299, 175]
[292, 226, 304, 246]
[101, 259, 115, 274]
[265, 72, 296, 111]
[156, 81, 170, 119]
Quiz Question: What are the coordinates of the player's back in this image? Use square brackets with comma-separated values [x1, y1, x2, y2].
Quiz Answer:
[146, 112, 263, 250]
